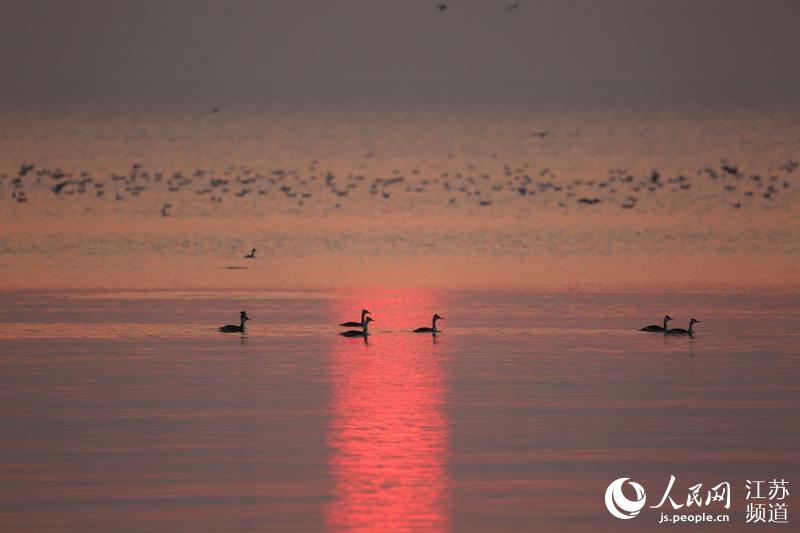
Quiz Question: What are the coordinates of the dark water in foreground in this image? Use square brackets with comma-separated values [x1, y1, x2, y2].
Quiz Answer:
[0, 289, 797, 532]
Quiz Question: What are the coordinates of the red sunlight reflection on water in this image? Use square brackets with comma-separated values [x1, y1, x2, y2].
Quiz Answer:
[326, 290, 450, 532]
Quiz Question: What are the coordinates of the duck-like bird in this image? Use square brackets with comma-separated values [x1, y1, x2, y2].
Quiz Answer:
[340, 317, 373, 337]
[340, 309, 371, 328]
[219, 311, 250, 333]
[639, 315, 673, 332]
[414, 314, 443, 334]
[244, 248, 256, 259]
[666, 318, 700, 336]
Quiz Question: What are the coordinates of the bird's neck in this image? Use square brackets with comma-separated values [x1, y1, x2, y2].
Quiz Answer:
[240, 319, 246, 330]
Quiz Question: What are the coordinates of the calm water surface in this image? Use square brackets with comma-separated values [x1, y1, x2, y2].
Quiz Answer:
[0, 288, 797, 532]
[1, 96, 797, 531]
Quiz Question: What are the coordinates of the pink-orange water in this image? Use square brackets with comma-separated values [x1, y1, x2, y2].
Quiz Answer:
[1, 97, 798, 291]
[1, 97, 798, 531]
[0, 288, 798, 532]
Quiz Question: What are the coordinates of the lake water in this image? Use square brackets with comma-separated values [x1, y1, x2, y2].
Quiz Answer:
[0, 288, 797, 532]
[0, 96, 798, 531]
[1, 96, 798, 290]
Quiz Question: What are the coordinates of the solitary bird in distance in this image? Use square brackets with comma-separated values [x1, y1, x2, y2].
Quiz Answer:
[219, 311, 250, 333]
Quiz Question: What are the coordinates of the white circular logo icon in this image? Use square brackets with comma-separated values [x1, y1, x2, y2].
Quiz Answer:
[605, 478, 647, 520]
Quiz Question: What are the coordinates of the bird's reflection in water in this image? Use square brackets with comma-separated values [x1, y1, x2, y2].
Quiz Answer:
[326, 292, 450, 532]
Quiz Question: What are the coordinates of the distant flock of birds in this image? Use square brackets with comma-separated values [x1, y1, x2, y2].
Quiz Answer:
[218, 309, 699, 338]
[1, 158, 795, 213]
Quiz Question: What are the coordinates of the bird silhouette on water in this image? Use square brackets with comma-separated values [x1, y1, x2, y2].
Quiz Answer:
[666, 318, 700, 337]
[340, 309, 371, 328]
[219, 311, 250, 333]
[639, 315, 673, 332]
[414, 314, 443, 334]
[340, 317, 373, 338]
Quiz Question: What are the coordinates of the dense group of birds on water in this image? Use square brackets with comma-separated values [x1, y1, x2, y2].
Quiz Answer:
[219, 308, 699, 339]
[1, 157, 796, 215]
